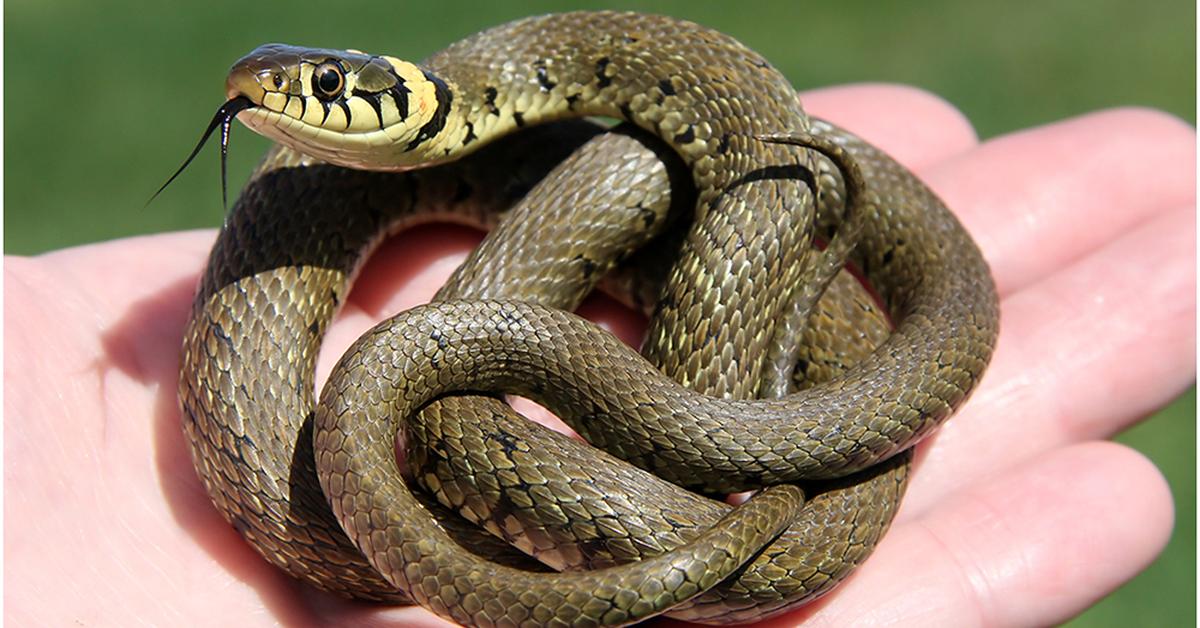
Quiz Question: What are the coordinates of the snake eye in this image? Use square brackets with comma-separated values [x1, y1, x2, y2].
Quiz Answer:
[313, 63, 345, 99]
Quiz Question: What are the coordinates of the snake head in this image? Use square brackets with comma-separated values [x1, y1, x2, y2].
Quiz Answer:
[224, 44, 454, 170]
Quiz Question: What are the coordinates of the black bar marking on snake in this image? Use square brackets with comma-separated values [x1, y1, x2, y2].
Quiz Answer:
[406, 71, 452, 151]
[390, 82, 411, 121]
[483, 86, 500, 115]
[573, 254, 598, 279]
[658, 78, 676, 96]
[336, 100, 353, 127]
[535, 62, 556, 92]
[730, 164, 815, 191]
[318, 98, 332, 125]
[353, 90, 385, 127]
[594, 57, 612, 88]
[489, 430, 520, 454]
[429, 329, 450, 351]
[674, 125, 695, 144]
[637, 205, 657, 228]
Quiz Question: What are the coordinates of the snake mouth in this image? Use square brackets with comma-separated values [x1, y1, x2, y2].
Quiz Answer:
[148, 96, 255, 209]
[232, 100, 417, 171]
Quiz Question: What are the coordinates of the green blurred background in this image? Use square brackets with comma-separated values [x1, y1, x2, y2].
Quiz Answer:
[5, 1, 1194, 625]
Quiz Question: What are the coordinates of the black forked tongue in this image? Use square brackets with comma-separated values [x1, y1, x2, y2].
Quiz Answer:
[147, 96, 254, 210]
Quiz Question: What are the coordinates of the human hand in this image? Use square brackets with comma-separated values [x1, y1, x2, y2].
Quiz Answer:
[5, 85, 1193, 626]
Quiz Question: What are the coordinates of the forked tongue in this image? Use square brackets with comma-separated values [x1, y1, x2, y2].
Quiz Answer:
[147, 96, 254, 210]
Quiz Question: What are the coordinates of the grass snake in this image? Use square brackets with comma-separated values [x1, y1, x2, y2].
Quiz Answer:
[176, 11, 998, 626]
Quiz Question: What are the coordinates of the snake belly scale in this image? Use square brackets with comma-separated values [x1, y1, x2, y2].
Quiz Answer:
[177, 10, 998, 626]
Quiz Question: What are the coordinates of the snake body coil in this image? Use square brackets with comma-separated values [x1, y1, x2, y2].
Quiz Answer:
[178, 11, 998, 626]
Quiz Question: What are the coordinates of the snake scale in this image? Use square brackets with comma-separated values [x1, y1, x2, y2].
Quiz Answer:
[176, 11, 998, 626]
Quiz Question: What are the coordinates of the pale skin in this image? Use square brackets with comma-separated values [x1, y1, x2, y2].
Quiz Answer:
[5, 85, 1195, 627]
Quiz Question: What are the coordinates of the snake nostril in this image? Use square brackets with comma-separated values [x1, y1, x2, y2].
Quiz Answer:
[253, 69, 287, 93]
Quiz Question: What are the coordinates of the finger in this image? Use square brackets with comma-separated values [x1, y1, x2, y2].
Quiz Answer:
[8, 229, 214, 325]
[924, 107, 1195, 295]
[801, 82, 979, 168]
[5, 230, 215, 402]
[904, 206, 1194, 514]
[780, 442, 1173, 627]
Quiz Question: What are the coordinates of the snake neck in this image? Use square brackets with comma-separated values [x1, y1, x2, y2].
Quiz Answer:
[229, 12, 812, 191]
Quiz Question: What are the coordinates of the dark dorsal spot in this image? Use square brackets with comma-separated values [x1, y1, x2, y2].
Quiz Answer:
[490, 430, 520, 454]
[794, 358, 810, 377]
[461, 121, 477, 146]
[534, 63, 556, 92]
[307, 320, 320, 335]
[673, 124, 696, 145]
[212, 324, 234, 353]
[658, 78, 676, 96]
[484, 86, 500, 115]
[638, 205, 657, 228]
[594, 57, 613, 89]
[500, 309, 524, 327]
[617, 103, 633, 121]
[717, 132, 732, 154]
[329, 289, 340, 306]
[882, 249, 894, 265]
[429, 328, 450, 350]
[574, 254, 598, 278]
[512, 111, 525, 127]
[565, 93, 580, 110]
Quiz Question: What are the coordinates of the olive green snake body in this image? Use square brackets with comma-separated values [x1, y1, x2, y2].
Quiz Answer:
[177, 11, 998, 626]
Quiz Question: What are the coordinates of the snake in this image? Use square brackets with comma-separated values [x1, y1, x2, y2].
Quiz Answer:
[175, 10, 998, 627]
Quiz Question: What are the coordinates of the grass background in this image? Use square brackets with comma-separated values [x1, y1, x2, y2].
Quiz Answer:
[5, 1, 1194, 624]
